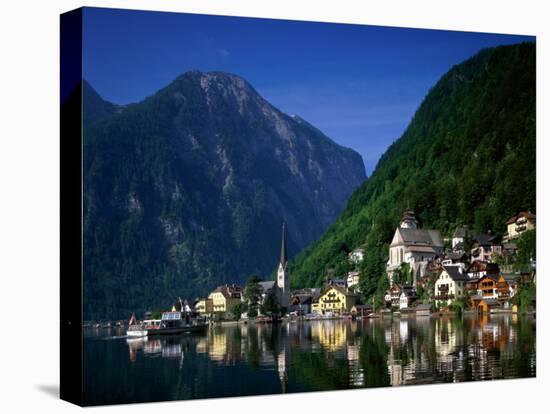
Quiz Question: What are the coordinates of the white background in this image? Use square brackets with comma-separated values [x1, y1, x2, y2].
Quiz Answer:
[0, 0, 547, 412]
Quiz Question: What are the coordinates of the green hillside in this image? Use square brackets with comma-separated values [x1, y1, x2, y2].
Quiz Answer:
[289, 42, 536, 300]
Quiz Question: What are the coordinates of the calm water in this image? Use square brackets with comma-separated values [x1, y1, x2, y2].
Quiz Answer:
[83, 315, 536, 405]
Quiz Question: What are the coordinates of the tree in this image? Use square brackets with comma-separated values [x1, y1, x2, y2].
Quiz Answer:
[514, 230, 536, 272]
[394, 263, 413, 286]
[231, 302, 248, 320]
[260, 289, 280, 316]
[244, 275, 262, 318]
[511, 283, 536, 312]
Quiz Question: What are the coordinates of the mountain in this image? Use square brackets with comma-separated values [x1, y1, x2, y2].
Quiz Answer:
[82, 80, 120, 125]
[289, 42, 536, 298]
[82, 71, 366, 319]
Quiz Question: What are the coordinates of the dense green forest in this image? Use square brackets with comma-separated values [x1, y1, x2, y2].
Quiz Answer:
[289, 42, 536, 303]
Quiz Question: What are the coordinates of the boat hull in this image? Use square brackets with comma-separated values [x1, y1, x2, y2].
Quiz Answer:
[147, 323, 208, 336]
[126, 329, 148, 338]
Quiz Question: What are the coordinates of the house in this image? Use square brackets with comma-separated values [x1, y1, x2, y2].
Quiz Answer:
[504, 211, 536, 242]
[311, 285, 357, 315]
[348, 248, 365, 264]
[466, 260, 499, 280]
[208, 284, 243, 318]
[434, 265, 470, 306]
[350, 304, 372, 318]
[470, 234, 502, 263]
[290, 288, 320, 315]
[473, 274, 513, 302]
[475, 275, 499, 299]
[387, 209, 444, 284]
[387, 283, 415, 308]
[501, 273, 520, 297]
[194, 298, 213, 315]
[442, 251, 469, 267]
[347, 271, 361, 289]
[399, 288, 417, 309]
[452, 226, 467, 250]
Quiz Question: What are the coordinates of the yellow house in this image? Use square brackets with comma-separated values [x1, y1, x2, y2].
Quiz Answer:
[312, 285, 357, 315]
[208, 284, 243, 318]
[504, 211, 536, 241]
[194, 298, 214, 315]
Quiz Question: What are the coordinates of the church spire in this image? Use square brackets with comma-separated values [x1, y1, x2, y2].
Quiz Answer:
[280, 222, 287, 267]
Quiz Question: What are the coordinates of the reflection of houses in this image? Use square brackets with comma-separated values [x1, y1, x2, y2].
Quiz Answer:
[347, 341, 363, 386]
[470, 234, 502, 263]
[311, 285, 357, 315]
[434, 318, 457, 359]
[434, 266, 469, 306]
[504, 211, 536, 242]
[387, 209, 444, 284]
[208, 284, 243, 319]
[310, 321, 347, 352]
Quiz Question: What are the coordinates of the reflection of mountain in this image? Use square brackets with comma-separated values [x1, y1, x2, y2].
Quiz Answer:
[82, 71, 366, 320]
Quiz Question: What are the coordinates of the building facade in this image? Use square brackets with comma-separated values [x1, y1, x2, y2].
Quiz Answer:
[387, 209, 444, 284]
[311, 286, 357, 315]
[504, 211, 536, 241]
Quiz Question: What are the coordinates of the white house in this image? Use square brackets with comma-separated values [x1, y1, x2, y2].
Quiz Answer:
[452, 226, 467, 250]
[347, 271, 360, 289]
[399, 289, 416, 309]
[434, 265, 470, 307]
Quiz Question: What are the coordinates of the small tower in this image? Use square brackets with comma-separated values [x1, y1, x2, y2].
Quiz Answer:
[277, 222, 291, 308]
[400, 209, 419, 229]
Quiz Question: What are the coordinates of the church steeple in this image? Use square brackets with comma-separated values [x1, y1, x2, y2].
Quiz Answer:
[277, 221, 291, 308]
[400, 208, 419, 229]
[280, 222, 288, 268]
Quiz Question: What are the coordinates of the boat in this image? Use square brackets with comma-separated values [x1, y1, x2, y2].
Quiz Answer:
[126, 313, 149, 337]
[147, 312, 208, 336]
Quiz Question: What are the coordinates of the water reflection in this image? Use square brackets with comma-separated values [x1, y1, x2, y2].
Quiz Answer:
[83, 315, 535, 405]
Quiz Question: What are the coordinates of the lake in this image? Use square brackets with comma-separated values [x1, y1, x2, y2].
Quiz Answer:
[83, 315, 536, 405]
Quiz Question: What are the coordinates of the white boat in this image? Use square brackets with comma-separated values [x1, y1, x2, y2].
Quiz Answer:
[127, 327, 148, 338]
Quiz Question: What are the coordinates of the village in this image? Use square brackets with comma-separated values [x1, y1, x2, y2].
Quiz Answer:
[183, 209, 536, 323]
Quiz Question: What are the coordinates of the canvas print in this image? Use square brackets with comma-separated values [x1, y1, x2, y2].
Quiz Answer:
[60, 6, 536, 406]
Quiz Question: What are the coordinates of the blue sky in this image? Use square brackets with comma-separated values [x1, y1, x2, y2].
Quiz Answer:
[82, 7, 534, 175]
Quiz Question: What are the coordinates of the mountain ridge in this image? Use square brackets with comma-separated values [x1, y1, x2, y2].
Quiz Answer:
[82, 71, 366, 319]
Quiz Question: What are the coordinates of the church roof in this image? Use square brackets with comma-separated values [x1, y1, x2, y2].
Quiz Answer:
[259, 281, 276, 292]
[396, 228, 443, 248]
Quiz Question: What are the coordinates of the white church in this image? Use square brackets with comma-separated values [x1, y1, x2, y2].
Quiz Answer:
[386, 209, 444, 285]
[276, 222, 291, 308]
